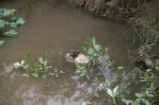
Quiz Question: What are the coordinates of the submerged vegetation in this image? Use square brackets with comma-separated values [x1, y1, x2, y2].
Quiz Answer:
[11, 54, 65, 78]
[0, 8, 25, 46]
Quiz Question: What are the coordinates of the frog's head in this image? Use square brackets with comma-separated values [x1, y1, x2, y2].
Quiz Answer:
[69, 49, 80, 58]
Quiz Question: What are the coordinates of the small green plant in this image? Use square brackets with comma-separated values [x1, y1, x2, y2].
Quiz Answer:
[11, 55, 65, 78]
[75, 64, 87, 77]
[122, 91, 152, 105]
[106, 86, 120, 105]
[80, 37, 105, 57]
[38, 57, 52, 72]
[122, 65, 159, 105]
[0, 8, 25, 45]
[48, 68, 65, 78]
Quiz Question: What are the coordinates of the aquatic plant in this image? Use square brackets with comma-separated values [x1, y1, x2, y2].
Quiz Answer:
[122, 66, 159, 105]
[80, 37, 105, 57]
[0, 8, 25, 45]
[74, 37, 106, 78]
[75, 64, 87, 77]
[11, 55, 65, 78]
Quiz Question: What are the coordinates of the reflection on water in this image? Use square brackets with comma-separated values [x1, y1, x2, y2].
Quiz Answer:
[0, 0, 140, 105]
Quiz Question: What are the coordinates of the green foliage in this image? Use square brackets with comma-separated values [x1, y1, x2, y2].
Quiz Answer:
[122, 91, 152, 105]
[122, 66, 159, 105]
[0, 8, 15, 18]
[48, 68, 65, 78]
[0, 8, 25, 46]
[11, 60, 28, 70]
[80, 37, 105, 57]
[0, 40, 5, 46]
[10, 55, 65, 79]
[106, 86, 120, 105]
[9, 16, 25, 27]
[75, 64, 87, 77]
[3, 29, 18, 37]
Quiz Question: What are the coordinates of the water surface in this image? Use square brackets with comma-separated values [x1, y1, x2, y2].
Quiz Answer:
[0, 0, 139, 105]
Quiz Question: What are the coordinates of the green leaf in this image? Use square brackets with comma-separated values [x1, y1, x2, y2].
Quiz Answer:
[87, 48, 94, 56]
[0, 8, 15, 17]
[3, 29, 18, 37]
[105, 60, 114, 67]
[135, 93, 143, 98]
[80, 43, 87, 51]
[9, 22, 17, 28]
[11, 62, 21, 69]
[142, 98, 151, 105]
[0, 19, 7, 28]
[38, 57, 44, 64]
[9, 17, 25, 27]
[10, 16, 18, 22]
[94, 44, 102, 51]
[16, 17, 25, 25]
[99, 48, 105, 56]
[107, 88, 113, 97]
[136, 98, 141, 104]
[113, 86, 119, 97]
[0, 40, 5, 46]
[32, 73, 39, 78]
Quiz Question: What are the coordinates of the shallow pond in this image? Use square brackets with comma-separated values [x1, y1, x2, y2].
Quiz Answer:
[0, 0, 140, 105]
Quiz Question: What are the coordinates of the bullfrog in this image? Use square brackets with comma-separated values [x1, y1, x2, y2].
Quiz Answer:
[65, 49, 89, 65]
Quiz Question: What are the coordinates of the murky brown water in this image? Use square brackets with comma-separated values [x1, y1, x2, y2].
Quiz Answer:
[0, 0, 140, 105]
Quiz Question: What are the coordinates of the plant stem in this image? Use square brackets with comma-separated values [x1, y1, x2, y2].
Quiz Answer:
[113, 98, 117, 105]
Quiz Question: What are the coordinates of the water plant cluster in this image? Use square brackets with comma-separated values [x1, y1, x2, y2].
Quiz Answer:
[75, 37, 105, 77]
[10, 37, 159, 105]
[80, 37, 105, 57]
[78, 37, 159, 105]
[0, 8, 25, 46]
[11, 54, 65, 78]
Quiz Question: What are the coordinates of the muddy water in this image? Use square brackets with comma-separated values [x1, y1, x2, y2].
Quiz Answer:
[0, 0, 139, 105]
